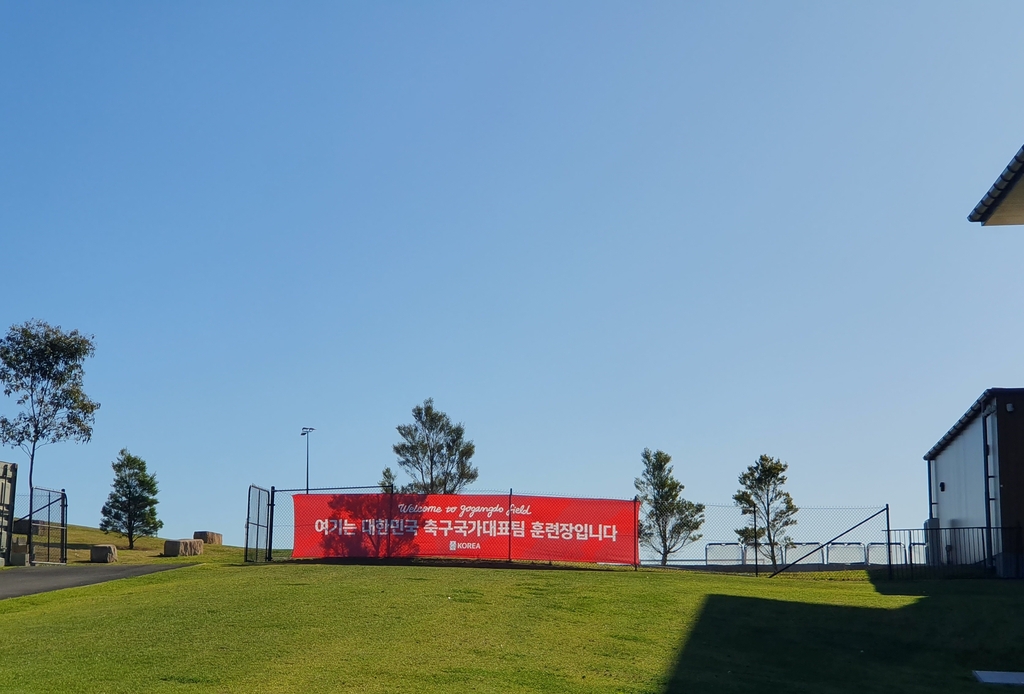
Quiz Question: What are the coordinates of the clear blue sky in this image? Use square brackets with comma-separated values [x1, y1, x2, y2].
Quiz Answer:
[3, 2, 1024, 543]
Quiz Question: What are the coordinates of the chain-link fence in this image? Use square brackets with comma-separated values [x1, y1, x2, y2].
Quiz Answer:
[254, 486, 381, 561]
[641, 505, 1024, 580]
[12, 487, 67, 565]
[246, 486, 639, 566]
[245, 485, 882, 573]
[243, 483, 1024, 580]
[638, 503, 888, 576]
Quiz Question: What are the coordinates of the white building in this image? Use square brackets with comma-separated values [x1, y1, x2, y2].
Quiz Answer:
[924, 389, 1024, 575]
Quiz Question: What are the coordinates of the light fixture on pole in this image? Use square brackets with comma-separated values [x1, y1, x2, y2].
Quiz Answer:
[301, 427, 315, 494]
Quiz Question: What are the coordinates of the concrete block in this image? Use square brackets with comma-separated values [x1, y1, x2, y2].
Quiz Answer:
[90, 544, 118, 563]
[163, 539, 203, 557]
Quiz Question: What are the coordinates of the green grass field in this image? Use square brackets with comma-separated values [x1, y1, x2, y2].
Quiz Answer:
[1, 528, 1022, 692]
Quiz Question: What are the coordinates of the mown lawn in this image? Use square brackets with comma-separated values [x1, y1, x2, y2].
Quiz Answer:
[0, 557, 1021, 693]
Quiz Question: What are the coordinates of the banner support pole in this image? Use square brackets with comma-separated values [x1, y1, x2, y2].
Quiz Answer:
[634, 495, 639, 570]
[386, 485, 394, 559]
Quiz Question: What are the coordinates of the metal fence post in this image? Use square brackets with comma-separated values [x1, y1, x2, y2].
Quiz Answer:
[27, 485, 34, 567]
[386, 485, 394, 559]
[507, 488, 513, 563]
[885, 504, 893, 580]
[633, 495, 639, 570]
[244, 486, 251, 563]
[60, 489, 67, 564]
[753, 507, 759, 578]
[907, 529, 914, 580]
[266, 486, 276, 562]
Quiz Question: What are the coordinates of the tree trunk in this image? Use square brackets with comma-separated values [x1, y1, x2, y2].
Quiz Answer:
[27, 439, 36, 565]
[760, 501, 778, 571]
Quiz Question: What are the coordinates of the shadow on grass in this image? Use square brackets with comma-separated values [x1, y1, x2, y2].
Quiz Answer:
[666, 578, 1024, 694]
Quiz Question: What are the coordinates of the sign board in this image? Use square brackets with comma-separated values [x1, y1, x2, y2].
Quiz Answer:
[292, 493, 638, 565]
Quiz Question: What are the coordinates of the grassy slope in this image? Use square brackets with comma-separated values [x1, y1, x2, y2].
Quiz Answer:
[1, 558, 1022, 693]
[60, 525, 243, 565]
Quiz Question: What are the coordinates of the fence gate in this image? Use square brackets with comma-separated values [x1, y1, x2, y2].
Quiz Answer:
[15, 487, 67, 565]
[244, 485, 271, 562]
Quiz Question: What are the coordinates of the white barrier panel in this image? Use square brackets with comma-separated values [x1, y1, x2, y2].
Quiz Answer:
[826, 543, 865, 564]
[705, 543, 742, 565]
[742, 544, 781, 566]
[867, 543, 905, 565]
[787, 543, 825, 565]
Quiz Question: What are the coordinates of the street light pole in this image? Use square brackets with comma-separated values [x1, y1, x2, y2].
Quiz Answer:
[301, 427, 315, 494]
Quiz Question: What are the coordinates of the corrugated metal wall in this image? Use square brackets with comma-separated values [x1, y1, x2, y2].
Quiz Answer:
[933, 415, 987, 529]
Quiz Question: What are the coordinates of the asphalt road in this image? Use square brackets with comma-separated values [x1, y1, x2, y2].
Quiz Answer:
[0, 564, 190, 600]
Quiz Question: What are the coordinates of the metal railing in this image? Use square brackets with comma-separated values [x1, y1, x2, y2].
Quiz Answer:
[886, 526, 1023, 579]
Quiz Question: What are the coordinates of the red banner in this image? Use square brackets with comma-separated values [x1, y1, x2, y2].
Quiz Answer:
[292, 493, 638, 565]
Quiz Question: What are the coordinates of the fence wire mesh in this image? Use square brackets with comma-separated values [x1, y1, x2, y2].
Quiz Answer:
[13, 487, 67, 565]
[265, 486, 381, 561]
[244, 485, 271, 562]
[638, 503, 888, 576]
[243, 484, 1024, 580]
[252, 486, 639, 565]
[246, 485, 1024, 580]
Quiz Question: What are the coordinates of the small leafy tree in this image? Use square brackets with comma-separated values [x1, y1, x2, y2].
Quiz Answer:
[634, 448, 705, 566]
[100, 449, 163, 549]
[393, 398, 477, 494]
[0, 320, 100, 496]
[733, 454, 798, 571]
[378, 466, 397, 493]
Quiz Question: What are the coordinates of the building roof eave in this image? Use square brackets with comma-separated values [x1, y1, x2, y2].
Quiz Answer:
[923, 390, 994, 461]
[969, 145, 1024, 225]
[923, 389, 1024, 461]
